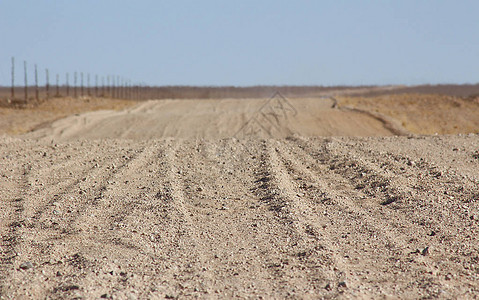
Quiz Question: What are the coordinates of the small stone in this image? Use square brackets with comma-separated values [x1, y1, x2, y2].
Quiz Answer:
[324, 283, 333, 291]
[19, 261, 33, 270]
[100, 294, 108, 298]
[421, 247, 429, 256]
[338, 281, 347, 288]
[127, 293, 138, 300]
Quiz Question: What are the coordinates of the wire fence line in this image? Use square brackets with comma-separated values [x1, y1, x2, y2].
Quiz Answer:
[3, 57, 382, 104]
[4, 57, 145, 103]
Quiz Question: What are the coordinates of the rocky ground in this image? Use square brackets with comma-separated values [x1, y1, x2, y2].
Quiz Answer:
[0, 94, 478, 299]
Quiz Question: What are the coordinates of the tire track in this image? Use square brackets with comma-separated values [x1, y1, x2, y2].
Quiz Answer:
[276, 140, 445, 295]
[177, 139, 308, 298]
[0, 140, 42, 297]
[52, 143, 172, 299]
[269, 140, 449, 297]
[160, 139, 285, 298]
[327, 138, 479, 294]
[312, 137, 479, 252]
[1, 141, 149, 299]
[2, 134, 478, 298]
[0, 140, 69, 297]
[341, 137, 479, 217]
[151, 140, 231, 298]
[0, 165, 28, 298]
[26, 142, 141, 240]
[250, 140, 351, 298]
[286, 136, 479, 297]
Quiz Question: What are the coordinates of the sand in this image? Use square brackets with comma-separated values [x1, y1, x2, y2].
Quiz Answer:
[0, 95, 478, 298]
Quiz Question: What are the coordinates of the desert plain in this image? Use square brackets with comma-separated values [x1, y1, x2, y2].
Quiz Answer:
[1, 86, 479, 299]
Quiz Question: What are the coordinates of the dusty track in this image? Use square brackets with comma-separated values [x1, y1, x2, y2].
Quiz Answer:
[0, 97, 479, 298]
[24, 97, 395, 141]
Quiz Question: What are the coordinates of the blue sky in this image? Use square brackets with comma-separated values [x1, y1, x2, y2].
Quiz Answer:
[1, 1, 478, 86]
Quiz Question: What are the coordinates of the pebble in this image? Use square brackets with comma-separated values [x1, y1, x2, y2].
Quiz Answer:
[127, 293, 138, 300]
[421, 247, 429, 256]
[20, 261, 33, 270]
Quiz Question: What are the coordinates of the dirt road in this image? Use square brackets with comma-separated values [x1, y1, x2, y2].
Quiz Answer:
[1, 97, 479, 298]
[24, 97, 396, 141]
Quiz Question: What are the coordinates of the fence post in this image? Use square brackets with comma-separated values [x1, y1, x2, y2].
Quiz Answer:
[24, 61, 28, 102]
[107, 76, 110, 97]
[80, 72, 84, 97]
[66, 73, 70, 96]
[102, 76, 105, 97]
[95, 75, 98, 97]
[120, 77, 123, 99]
[119, 77, 122, 99]
[35, 64, 39, 101]
[45, 69, 50, 100]
[117, 75, 121, 99]
[11, 57, 15, 99]
[56, 74, 60, 97]
[112, 75, 115, 98]
[115, 76, 118, 98]
[74, 72, 77, 97]
[87, 73, 91, 96]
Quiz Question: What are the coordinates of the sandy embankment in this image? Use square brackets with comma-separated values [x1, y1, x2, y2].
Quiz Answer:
[0, 95, 478, 298]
